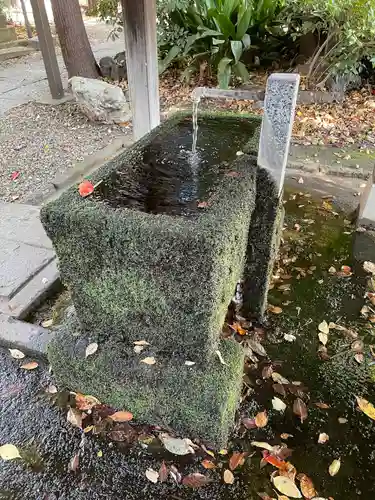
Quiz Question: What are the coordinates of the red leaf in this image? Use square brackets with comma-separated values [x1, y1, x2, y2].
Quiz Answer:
[159, 461, 168, 482]
[182, 472, 212, 488]
[197, 201, 209, 208]
[79, 180, 94, 198]
[226, 171, 241, 178]
[11, 171, 20, 181]
[229, 451, 247, 471]
[242, 417, 257, 429]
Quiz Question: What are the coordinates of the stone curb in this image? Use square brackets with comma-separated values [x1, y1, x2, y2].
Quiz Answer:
[24, 134, 134, 206]
[288, 157, 371, 180]
[0, 313, 51, 358]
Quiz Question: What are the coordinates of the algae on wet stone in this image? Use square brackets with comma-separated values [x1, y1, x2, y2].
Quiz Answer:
[41, 111, 261, 445]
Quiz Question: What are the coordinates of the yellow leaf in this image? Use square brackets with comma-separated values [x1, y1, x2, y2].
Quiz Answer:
[328, 458, 341, 476]
[20, 361, 38, 370]
[255, 410, 268, 428]
[41, 318, 53, 328]
[223, 469, 234, 484]
[141, 356, 156, 365]
[219, 448, 228, 455]
[318, 320, 329, 335]
[8, 349, 25, 359]
[0, 444, 21, 461]
[85, 342, 98, 358]
[97, 450, 103, 457]
[83, 425, 94, 433]
[318, 332, 328, 346]
[356, 396, 375, 420]
[268, 305, 283, 314]
[273, 476, 302, 498]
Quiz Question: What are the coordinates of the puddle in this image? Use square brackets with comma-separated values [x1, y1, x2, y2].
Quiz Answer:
[5, 188, 375, 499]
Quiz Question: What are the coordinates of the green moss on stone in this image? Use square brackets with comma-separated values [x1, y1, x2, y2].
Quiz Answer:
[48, 308, 244, 447]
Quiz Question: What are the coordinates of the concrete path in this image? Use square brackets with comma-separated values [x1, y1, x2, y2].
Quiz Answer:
[0, 33, 124, 116]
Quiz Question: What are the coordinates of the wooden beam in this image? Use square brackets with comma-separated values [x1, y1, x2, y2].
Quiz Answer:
[30, 0, 64, 100]
[121, 0, 160, 140]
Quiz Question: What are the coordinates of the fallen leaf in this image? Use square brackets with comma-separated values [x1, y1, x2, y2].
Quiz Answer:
[79, 180, 94, 197]
[0, 444, 21, 461]
[97, 450, 103, 457]
[182, 472, 212, 488]
[201, 444, 214, 457]
[248, 340, 267, 357]
[215, 350, 228, 365]
[197, 201, 209, 208]
[318, 332, 328, 345]
[272, 373, 290, 384]
[318, 320, 329, 334]
[280, 433, 293, 440]
[67, 407, 82, 429]
[262, 365, 274, 379]
[160, 435, 193, 456]
[255, 410, 268, 428]
[83, 425, 94, 433]
[328, 458, 341, 476]
[272, 397, 287, 412]
[75, 393, 101, 411]
[284, 334, 296, 342]
[251, 441, 275, 452]
[11, 171, 20, 181]
[314, 402, 330, 409]
[242, 417, 257, 429]
[159, 461, 168, 482]
[133, 340, 150, 346]
[298, 177, 304, 184]
[273, 475, 302, 498]
[363, 261, 375, 275]
[328, 266, 337, 274]
[338, 417, 347, 424]
[223, 469, 235, 484]
[354, 353, 364, 364]
[341, 265, 352, 275]
[317, 345, 329, 360]
[202, 459, 216, 469]
[68, 452, 79, 472]
[219, 449, 228, 455]
[273, 384, 287, 397]
[109, 411, 133, 422]
[46, 384, 57, 394]
[145, 468, 159, 483]
[318, 432, 329, 444]
[141, 356, 156, 365]
[229, 451, 247, 471]
[85, 342, 98, 358]
[293, 398, 308, 423]
[230, 322, 247, 336]
[356, 396, 375, 420]
[41, 319, 53, 328]
[268, 305, 283, 314]
[20, 361, 38, 370]
[185, 361, 196, 366]
[299, 474, 317, 498]
[226, 171, 241, 178]
[134, 345, 144, 354]
[8, 349, 25, 359]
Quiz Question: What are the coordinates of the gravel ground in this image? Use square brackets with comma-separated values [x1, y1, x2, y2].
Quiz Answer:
[0, 101, 130, 203]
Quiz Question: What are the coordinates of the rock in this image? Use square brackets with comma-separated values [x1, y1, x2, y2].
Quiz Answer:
[69, 77, 131, 124]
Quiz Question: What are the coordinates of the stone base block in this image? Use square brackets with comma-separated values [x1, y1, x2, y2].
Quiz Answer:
[353, 230, 375, 263]
[48, 308, 244, 447]
[0, 26, 16, 44]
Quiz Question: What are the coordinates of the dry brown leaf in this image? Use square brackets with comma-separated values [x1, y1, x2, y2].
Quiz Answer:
[68, 452, 79, 472]
[255, 410, 268, 428]
[299, 474, 317, 498]
[223, 469, 235, 484]
[293, 398, 308, 423]
[20, 361, 38, 370]
[201, 459, 216, 469]
[109, 411, 133, 422]
[314, 402, 330, 409]
[229, 451, 247, 471]
[280, 433, 294, 440]
[182, 472, 212, 488]
[328, 458, 341, 476]
[75, 393, 101, 411]
[67, 407, 82, 429]
[85, 342, 98, 358]
[268, 305, 283, 314]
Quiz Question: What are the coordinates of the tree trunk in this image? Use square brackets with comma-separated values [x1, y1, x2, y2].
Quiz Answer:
[51, 0, 100, 79]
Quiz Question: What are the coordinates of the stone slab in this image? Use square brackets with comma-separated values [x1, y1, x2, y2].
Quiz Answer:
[358, 175, 375, 228]
[0, 239, 54, 299]
[0, 201, 52, 249]
[258, 73, 300, 196]
[0, 46, 34, 61]
[0, 312, 51, 356]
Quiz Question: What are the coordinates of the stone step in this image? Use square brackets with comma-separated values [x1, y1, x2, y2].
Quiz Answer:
[0, 45, 35, 61]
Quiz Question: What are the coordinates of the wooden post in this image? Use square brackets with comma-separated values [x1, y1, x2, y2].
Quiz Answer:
[121, 0, 160, 140]
[20, 0, 33, 39]
[29, 0, 64, 100]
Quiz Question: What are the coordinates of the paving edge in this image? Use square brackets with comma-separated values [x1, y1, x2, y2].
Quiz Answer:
[24, 134, 135, 206]
[0, 313, 52, 359]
